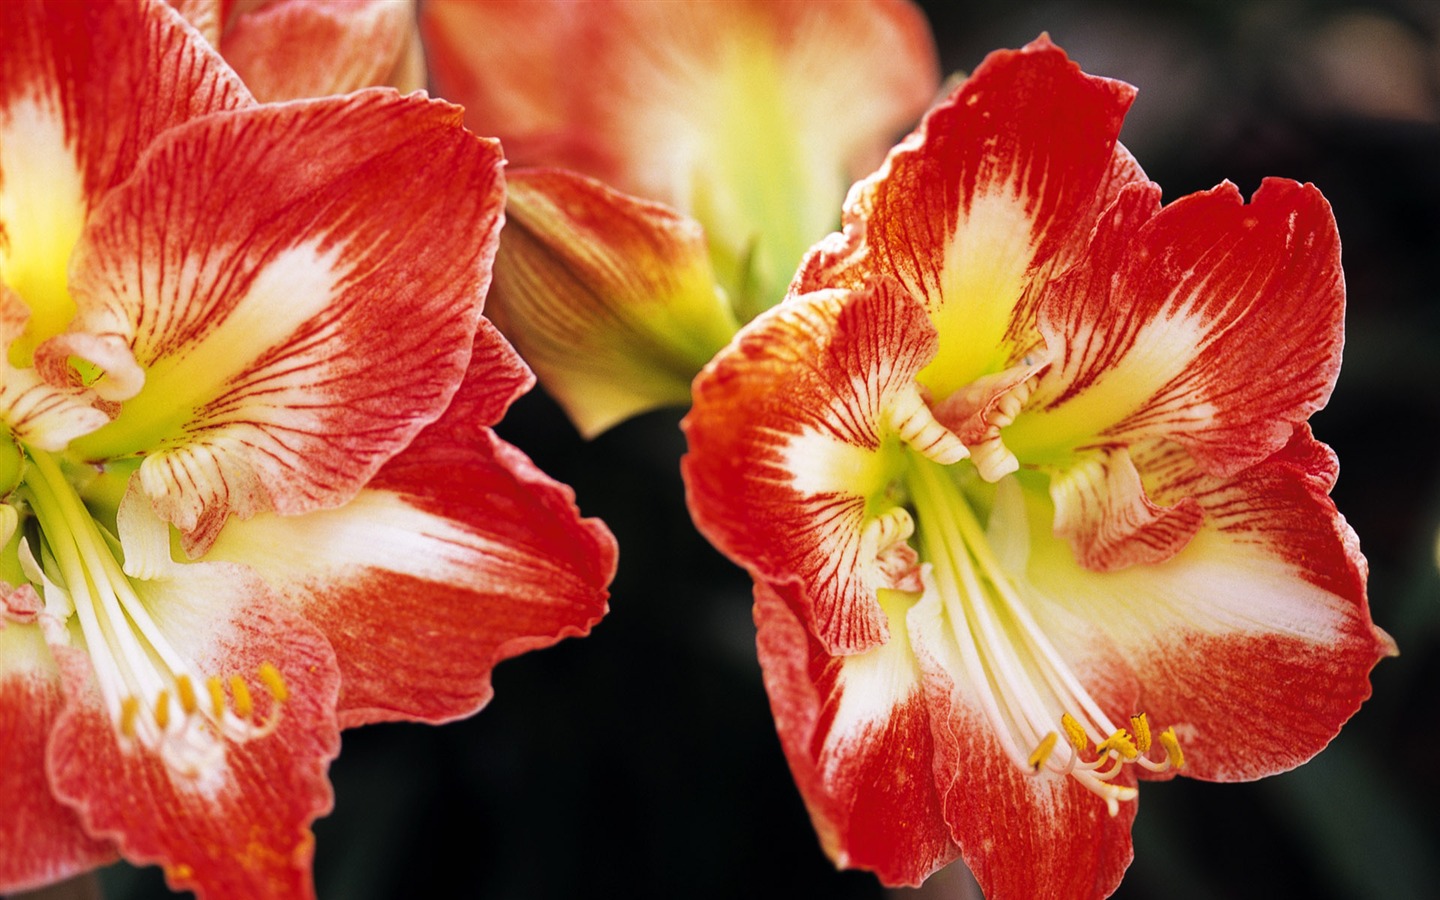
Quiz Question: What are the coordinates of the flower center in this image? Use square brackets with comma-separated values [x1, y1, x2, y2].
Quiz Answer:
[903, 457, 1183, 814]
[18, 447, 287, 779]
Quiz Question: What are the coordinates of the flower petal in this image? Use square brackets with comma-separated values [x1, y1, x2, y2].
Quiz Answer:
[1017, 178, 1345, 478]
[1049, 445, 1203, 571]
[63, 90, 505, 553]
[1020, 427, 1392, 783]
[220, 0, 422, 102]
[423, 0, 939, 313]
[45, 513, 341, 900]
[683, 282, 965, 655]
[489, 169, 738, 438]
[754, 580, 959, 886]
[795, 36, 1138, 399]
[0, 624, 116, 892]
[206, 324, 616, 727]
[0, 0, 250, 361]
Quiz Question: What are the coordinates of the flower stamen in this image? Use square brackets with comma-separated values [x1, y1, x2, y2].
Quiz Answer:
[1061, 711, 1088, 753]
[120, 695, 140, 739]
[258, 661, 288, 703]
[154, 689, 171, 730]
[1130, 713, 1152, 753]
[1028, 709, 1187, 810]
[906, 458, 1191, 818]
[176, 674, 198, 715]
[207, 675, 226, 719]
[19, 447, 288, 779]
[230, 674, 253, 719]
[1096, 728, 1137, 761]
[1028, 731, 1058, 771]
[1159, 727, 1185, 770]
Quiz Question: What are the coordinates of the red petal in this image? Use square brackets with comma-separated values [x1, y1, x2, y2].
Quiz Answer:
[754, 580, 959, 886]
[0, 639, 116, 893]
[0, 0, 249, 362]
[436, 318, 537, 432]
[63, 90, 505, 552]
[0, 0, 249, 204]
[1122, 427, 1393, 781]
[895, 547, 1142, 900]
[1015, 426, 1390, 785]
[795, 36, 1138, 399]
[46, 577, 341, 900]
[221, 0, 420, 101]
[912, 648, 1138, 900]
[1049, 445, 1204, 571]
[1024, 179, 1345, 477]
[683, 282, 964, 655]
[207, 325, 616, 726]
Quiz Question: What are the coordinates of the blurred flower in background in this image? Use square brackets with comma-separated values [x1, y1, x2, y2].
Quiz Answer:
[168, 0, 425, 101]
[422, 0, 940, 435]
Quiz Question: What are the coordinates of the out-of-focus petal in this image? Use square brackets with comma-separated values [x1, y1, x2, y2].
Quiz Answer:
[795, 36, 1138, 400]
[221, 0, 420, 101]
[0, 0, 250, 362]
[0, 624, 116, 893]
[423, 0, 939, 315]
[165, 0, 228, 45]
[490, 169, 737, 437]
[754, 580, 959, 886]
[206, 322, 616, 727]
[683, 282, 965, 655]
[62, 90, 505, 553]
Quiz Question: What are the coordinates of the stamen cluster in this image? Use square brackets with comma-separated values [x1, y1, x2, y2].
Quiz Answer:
[1029, 711, 1184, 815]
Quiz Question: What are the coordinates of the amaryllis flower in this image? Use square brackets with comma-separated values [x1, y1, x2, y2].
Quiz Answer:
[421, 0, 939, 435]
[169, 0, 425, 101]
[0, 2, 614, 897]
[682, 37, 1393, 899]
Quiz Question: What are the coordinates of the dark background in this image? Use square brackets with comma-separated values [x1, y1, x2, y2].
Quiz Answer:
[76, 1, 1440, 898]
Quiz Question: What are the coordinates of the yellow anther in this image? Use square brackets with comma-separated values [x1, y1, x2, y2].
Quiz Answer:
[230, 675, 253, 719]
[120, 696, 140, 738]
[1096, 728, 1137, 760]
[1159, 727, 1185, 770]
[1028, 732, 1059, 771]
[176, 675, 197, 715]
[258, 662, 288, 703]
[153, 690, 171, 730]
[1061, 712, 1088, 753]
[1129, 713, 1152, 754]
[207, 676, 226, 719]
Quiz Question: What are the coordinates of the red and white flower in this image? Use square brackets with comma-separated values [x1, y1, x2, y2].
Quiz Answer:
[682, 37, 1393, 899]
[0, 2, 614, 897]
[422, 0, 940, 435]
